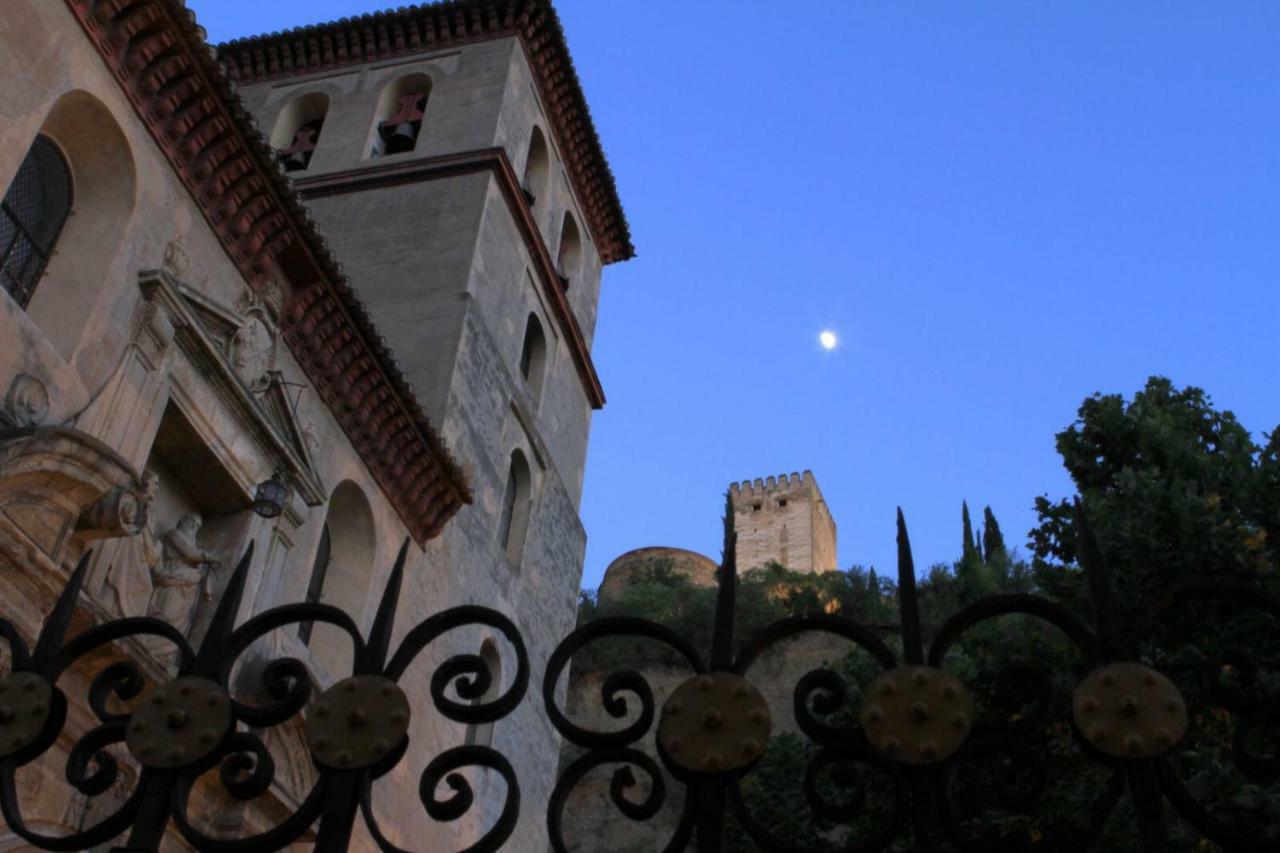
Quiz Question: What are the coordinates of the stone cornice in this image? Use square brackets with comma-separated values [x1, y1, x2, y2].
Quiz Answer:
[215, 0, 634, 265]
[292, 148, 606, 409]
[64, 0, 472, 545]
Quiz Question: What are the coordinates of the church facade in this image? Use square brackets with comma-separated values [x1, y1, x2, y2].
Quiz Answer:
[0, 0, 629, 849]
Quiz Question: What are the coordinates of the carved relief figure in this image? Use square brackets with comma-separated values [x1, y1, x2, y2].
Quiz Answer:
[147, 513, 217, 651]
[230, 315, 273, 391]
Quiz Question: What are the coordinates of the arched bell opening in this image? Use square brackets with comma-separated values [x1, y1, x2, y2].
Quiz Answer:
[369, 73, 432, 158]
[270, 91, 329, 173]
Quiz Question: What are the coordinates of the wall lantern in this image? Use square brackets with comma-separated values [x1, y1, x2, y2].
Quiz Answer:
[251, 469, 290, 518]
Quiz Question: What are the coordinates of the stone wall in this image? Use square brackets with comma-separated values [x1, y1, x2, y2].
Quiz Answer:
[597, 547, 719, 602]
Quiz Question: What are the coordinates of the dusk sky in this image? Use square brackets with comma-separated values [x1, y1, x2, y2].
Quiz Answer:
[193, 1, 1280, 590]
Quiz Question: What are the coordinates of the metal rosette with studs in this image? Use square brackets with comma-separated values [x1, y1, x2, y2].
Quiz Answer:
[305, 675, 411, 770]
[657, 672, 773, 774]
[1072, 662, 1187, 758]
[126, 677, 232, 768]
[860, 665, 974, 764]
[0, 671, 63, 763]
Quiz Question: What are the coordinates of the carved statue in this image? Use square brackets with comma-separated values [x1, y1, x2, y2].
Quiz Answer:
[147, 513, 217, 649]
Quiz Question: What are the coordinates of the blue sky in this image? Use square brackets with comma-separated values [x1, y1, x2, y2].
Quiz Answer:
[193, 2, 1280, 590]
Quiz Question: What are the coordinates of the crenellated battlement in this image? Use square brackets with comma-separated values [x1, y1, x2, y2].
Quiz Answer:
[728, 470, 816, 498]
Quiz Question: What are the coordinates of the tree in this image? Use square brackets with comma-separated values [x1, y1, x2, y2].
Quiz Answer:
[1030, 376, 1280, 604]
[981, 505, 1006, 563]
[961, 500, 980, 564]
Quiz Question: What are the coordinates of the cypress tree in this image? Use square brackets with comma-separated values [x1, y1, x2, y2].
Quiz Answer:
[962, 501, 978, 563]
[982, 506, 1006, 562]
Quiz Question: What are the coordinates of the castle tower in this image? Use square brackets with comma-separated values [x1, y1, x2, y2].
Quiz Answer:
[222, 5, 631, 846]
[730, 471, 837, 573]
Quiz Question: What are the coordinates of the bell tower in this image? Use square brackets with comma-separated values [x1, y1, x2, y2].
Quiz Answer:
[222, 4, 631, 846]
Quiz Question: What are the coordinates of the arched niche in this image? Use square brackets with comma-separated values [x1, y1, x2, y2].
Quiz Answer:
[23, 91, 136, 364]
[270, 91, 329, 173]
[519, 312, 547, 403]
[368, 73, 432, 158]
[521, 126, 549, 208]
[498, 449, 531, 566]
[0, 136, 71, 310]
[304, 480, 377, 676]
[556, 213, 581, 293]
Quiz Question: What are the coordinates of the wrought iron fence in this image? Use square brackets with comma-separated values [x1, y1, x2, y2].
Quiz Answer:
[0, 541, 527, 853]
[0, 506, 1276, 851]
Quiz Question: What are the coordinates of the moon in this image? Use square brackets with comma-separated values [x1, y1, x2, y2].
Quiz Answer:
[819, 330, 837, 350]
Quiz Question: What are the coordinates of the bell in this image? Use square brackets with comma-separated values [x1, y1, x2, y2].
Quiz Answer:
[283, 149, 310, 172]
[384, 122, 417, 154]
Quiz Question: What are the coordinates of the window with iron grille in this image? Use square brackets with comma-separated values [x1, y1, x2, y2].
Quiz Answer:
[1, 135, 72, 309]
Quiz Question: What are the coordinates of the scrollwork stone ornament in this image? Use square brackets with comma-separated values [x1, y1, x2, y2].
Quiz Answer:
[0, 373, 50, 429]
[1072, 663, 1187, 758]
[75, 486, 145, 540]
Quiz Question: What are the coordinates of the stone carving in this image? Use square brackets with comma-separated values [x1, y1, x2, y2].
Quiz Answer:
[146, 513, 218, 657]
[230, 316, 273, 390]
[163, 236, 190, 278]
[101, 472, 161, 617]
[228, 292, 278, 392]
[301, 420, 320, 460]
[77, 480, 150, 540]
[0, 374, 50, 429]
[258, 279, 284, 321]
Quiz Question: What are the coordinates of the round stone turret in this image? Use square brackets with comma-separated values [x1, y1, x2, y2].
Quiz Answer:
[598, 546, 718, 602]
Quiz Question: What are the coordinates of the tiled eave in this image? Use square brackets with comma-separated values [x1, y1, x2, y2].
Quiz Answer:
[64, 0, 472, 545]
[216, 0, 634, 265]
